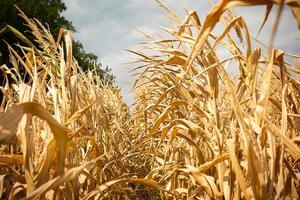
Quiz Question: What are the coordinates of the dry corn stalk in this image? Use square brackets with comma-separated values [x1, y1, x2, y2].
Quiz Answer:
[0, 0, 300, 199]
[131, 0, 300, 199]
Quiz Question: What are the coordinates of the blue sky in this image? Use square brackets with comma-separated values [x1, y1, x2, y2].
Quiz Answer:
[62, 0, 300, 105]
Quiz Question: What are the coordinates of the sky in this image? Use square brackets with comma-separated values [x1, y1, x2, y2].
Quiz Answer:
[62, 0, 300, 105]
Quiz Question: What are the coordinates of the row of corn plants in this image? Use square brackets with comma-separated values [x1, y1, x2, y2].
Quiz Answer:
[0, 1, 300, 199]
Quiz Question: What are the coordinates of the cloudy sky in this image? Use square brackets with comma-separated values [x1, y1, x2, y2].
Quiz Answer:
[62, 0, 300, 105]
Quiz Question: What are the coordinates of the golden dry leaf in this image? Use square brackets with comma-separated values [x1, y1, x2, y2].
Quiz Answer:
[0, 102, 70, 176]
[25, 154, 105, 200]
[0, 155, 24, 165]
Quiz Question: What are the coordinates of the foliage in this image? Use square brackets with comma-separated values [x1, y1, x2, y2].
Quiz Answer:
[73, 41, 115, 85]
[0, 0, 299, 199]
[0, 11, 143, 199]
[0, 0, 114, 84]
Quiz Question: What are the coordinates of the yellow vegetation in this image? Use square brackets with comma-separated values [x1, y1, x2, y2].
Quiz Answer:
[0, 1, 300, 199]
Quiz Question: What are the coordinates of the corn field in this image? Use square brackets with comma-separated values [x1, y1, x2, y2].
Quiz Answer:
[0, 0, 300, 199]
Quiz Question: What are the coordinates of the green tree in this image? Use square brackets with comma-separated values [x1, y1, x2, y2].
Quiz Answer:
[73, 41, 114, 84]
[0, 0, 114, 84]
